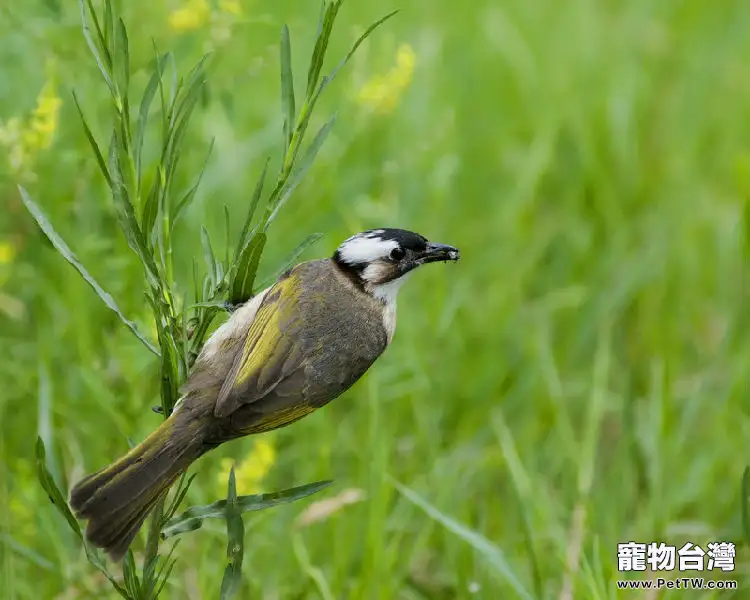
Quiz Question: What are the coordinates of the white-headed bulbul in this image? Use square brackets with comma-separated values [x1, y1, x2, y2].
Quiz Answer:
[69, 228, 460, 560]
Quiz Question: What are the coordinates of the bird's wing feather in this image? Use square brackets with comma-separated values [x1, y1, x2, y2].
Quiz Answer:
[213, 273, 306, 418]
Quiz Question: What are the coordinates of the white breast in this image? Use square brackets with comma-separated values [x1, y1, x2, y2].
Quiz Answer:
[369, 274, 411, 344]
[382, 301, 397, 343]
[199, 287, 270, 364]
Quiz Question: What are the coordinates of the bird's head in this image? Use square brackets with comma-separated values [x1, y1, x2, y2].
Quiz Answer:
[333, 228, 460, 302]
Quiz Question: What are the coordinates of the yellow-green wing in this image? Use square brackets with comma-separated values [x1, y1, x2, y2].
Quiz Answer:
[213, 273, 305, 419]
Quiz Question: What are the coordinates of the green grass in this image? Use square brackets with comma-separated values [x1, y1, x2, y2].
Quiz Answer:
[2, 0, 750, 598]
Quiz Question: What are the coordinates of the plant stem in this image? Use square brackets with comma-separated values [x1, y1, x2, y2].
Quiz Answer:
[143, 492, 166, 580]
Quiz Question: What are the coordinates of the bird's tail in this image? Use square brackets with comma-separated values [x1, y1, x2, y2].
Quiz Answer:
[69, 409, 208, 561]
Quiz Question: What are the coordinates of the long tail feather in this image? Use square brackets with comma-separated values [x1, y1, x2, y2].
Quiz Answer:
[70, 411, 207, 561]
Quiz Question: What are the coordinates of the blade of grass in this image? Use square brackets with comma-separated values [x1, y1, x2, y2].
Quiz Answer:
[34, 437, 81, 539]
[305, 1, 341, 99]
[492, 410, 546, 599]
[257, 233, 323, 289]
[559, 328, 610, 600]
[292, 533, 335, 600]
[391, 478, 533, 600]
[19, 187, 160, 356]
[162, 480, 333, 539]
[234, 159, 269, 263]
[224, 204, 231, 267]
[83, 542, 129, 598]
[742, 467, 750, 545]
[294, 9, 399, 156]
[333, 10, 400, 80]
[102, 0, 114, 53]
[135, 52, 170, 185]
[122, 550, 142, 598]
[115, 17, 130, 113]
[201, 225, 220, 287]
[153, 540, 181, 598]
[219, 468, 244, 600]
[164, 473, 197, 521]
[79, 0, 115, 95]
[0, 534, 56, 572]
[280, 24, 295, 150]
[230, 231, 266, 304]
[108, 130, 162, 291]
[72, 92, 111, 185]
[172, 137, 215, 227]
[266, 114, 337, 226]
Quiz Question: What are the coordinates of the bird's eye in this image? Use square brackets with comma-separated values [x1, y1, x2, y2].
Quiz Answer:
[389, 247, 405, 261]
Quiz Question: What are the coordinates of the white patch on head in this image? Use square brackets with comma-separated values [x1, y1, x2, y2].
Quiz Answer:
[359, 262, 390, 285]
[337, 234, 399, 265]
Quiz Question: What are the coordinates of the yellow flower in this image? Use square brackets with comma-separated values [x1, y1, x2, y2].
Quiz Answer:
[169, 0, 211, 32]
[0, 241, 16, 265]
[357, 43, 416, 114]
[169, 0, 242, 33]
[0, 65, 61, 176]
[27, 80, 62, 150]
[217, 436, 276, 495]
[219, 0, 242, 16]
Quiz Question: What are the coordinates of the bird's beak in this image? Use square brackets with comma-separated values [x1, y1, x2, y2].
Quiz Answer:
[420, 242, 460, 264]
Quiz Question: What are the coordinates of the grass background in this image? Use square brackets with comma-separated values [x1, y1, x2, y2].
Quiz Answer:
[1, 0, 750, 598]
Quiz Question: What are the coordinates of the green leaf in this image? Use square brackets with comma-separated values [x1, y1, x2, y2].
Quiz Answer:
[154, 310, 182, 414]
[295, 9, 399, 157]
[153, 540, 181, 598]
[19, 187, 160, 356]
[229, 231, 266, 305]
[36, 438, 129, 598]
[142, 173, 162, 248]
[156, 45, 173, 146]
[108, 131, 162, 291]
[141, 552, 161, 597]
[165, 72, 206, 183]
[257, 233, 323, 289]
[72, 92, 111, 186]
[224, 204, 231, 267]
[135, 52, 170, 185]
[34, 437, 82, 538]
[392, 479, 533, 600]
[83, 543, 129, 599]
[185, 301, 229, 312]
[234, 159, 269, 263]
[219, 468, 244, 600]
[742, 467, 750, 546]
[330, 10, 400, 84]
[305, 0, 342, 99]
[146, 53, 209, 258]
[165, 473, 197, 522]
[161, 480, 333, 540]
[172, 137, 215, 227]
[85, 0, 108, 61]
[267, 114, 337, 226]
[79, 0, 115, 95]
[115, 17, 130, 108]
[201, 225, 220, 287]
[169, 54, 210, 134]
[159, 56, 210, 221]
[280, 24, 296, 150]
[122, 550, 142, 598]
[103, 0, 114, 53]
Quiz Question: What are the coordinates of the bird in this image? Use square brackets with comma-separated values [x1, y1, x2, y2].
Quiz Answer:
[69, 228, 460, 560]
